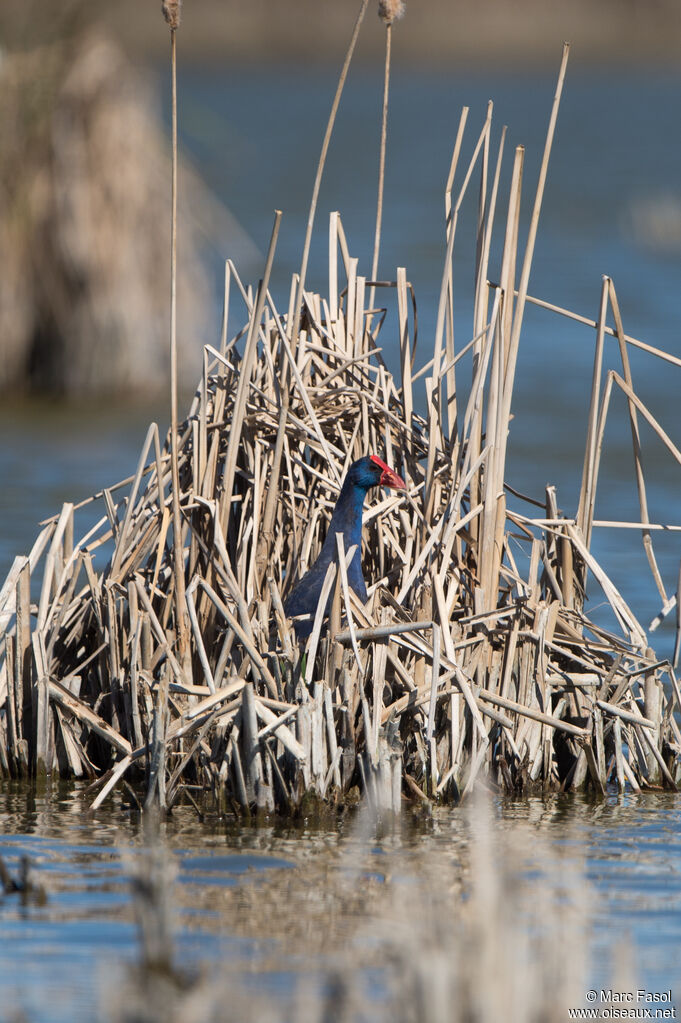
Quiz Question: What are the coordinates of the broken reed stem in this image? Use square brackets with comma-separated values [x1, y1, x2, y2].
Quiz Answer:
[577, 275, 609, 547]
[501, 43, 569, 463]
[608, 277, 667, 603]
[368, 18, 392, 315]
[495, 286, 681, 370]
[509, 42, 569, 352]
[221, 210, 282, 514]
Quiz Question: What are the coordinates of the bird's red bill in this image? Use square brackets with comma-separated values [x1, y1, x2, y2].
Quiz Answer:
[370, 454, 406, 490]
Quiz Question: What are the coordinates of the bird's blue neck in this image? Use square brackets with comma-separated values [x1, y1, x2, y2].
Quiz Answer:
[319, 479, 367, 565]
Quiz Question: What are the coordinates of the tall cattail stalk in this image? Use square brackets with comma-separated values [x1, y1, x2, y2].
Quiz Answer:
[292, 0, 369, 349]
[265, 0, 370, 531]
[161, 0, 190, 668]
[369, 1, 405, 316]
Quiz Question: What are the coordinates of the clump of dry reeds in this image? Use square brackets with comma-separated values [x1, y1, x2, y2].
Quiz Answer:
[1, 26, 680, 815]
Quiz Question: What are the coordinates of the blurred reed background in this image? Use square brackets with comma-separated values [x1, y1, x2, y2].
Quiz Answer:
[3, 0, 680, 66]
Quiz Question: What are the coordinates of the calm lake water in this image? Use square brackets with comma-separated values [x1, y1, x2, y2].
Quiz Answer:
[1, 784, 680, 1021]
[1, 65, 681, 1021]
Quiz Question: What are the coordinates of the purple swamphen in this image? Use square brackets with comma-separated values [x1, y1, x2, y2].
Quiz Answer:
[285, 455, 406, 636]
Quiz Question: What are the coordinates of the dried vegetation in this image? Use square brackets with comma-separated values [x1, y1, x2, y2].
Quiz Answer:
[1, 14, 680, 815]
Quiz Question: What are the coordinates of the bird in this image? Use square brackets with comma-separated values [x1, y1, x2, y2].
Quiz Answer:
[284, 455, 406, 637]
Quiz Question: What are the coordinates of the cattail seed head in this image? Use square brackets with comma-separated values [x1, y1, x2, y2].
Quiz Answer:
[161, 0, 182, 30]
[378, 0, 405, 25]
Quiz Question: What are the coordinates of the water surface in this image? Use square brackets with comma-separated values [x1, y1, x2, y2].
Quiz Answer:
[2, 67, 681, 1021]
[1, 784, 680, 1021]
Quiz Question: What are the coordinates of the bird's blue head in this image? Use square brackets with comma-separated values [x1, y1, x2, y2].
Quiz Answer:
[346, 455, 406, 493]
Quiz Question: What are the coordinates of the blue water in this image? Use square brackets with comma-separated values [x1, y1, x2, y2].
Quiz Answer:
[1, 786, 680, 1021]
[0, 810, 271, 1021]
[2, 66, 681, 1021]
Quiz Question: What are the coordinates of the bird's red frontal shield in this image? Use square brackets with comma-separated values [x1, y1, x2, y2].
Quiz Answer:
[370, 455, 406, 490]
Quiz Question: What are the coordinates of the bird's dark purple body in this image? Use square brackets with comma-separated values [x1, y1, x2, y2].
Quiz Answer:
[285, 455, 405, 636]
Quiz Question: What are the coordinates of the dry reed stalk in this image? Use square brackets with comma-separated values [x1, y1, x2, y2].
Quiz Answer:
[575, 276, 611, 552]
[425, 105, 471, 504]
[292, 0, 369, 358]
[367, 1, 404, 317]
[161, 8, 190, 676]
[478, 147, 523, 610]
[220, 211, 282, 522]
[610, 374, 681, 466]
[608, 278, 666, 602]
[515, 288, 681, 368]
